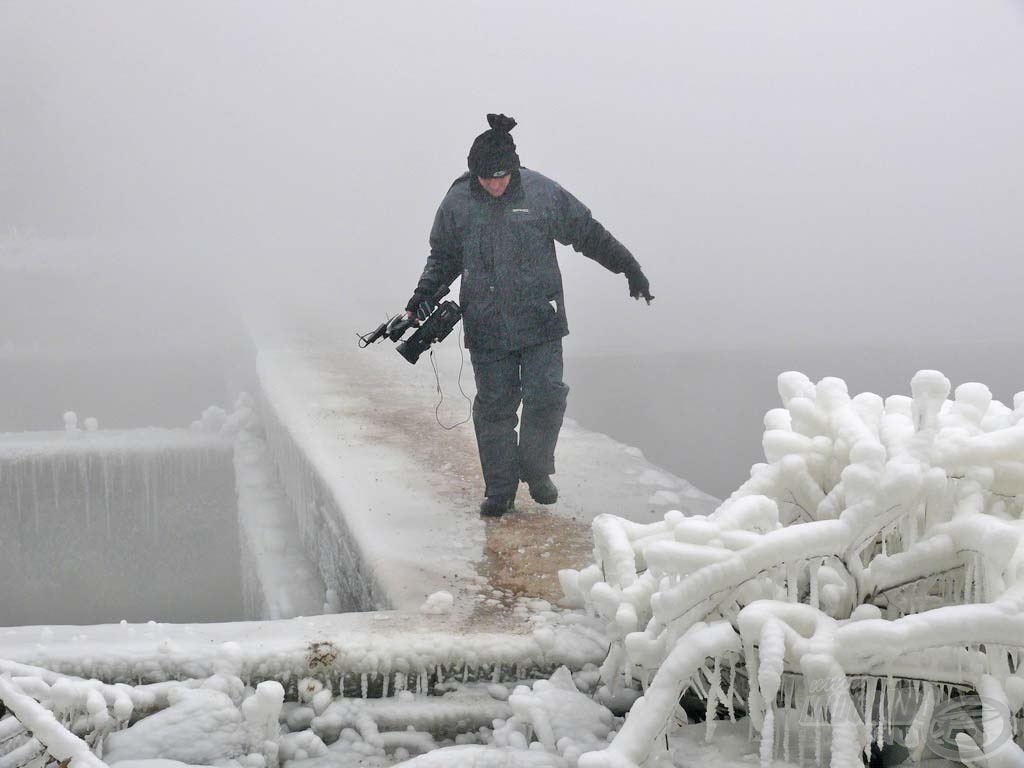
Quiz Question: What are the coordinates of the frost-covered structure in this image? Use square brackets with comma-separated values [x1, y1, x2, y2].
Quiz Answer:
[564, 370, 1024, 767]
[5, 370, 1024, 768]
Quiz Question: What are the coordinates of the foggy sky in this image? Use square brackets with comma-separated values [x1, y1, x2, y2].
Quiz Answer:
[2, 1, 1022, 355]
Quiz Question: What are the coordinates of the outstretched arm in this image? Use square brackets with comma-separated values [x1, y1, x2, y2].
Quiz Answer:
[550, 184, 654, 303]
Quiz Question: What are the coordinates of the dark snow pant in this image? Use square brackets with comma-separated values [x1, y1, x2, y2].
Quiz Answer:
[469, 339, 569, 499]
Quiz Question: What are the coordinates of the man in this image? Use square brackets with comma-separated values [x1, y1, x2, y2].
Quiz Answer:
[405, 114, 653, 517]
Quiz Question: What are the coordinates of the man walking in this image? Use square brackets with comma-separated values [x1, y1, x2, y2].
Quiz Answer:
[405, 114, 653, 517]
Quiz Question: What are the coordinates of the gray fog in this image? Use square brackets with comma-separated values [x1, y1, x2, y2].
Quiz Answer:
[2, 2, 1023, 495]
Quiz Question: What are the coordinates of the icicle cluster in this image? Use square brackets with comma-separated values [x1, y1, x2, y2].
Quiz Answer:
[568, 370, 1024, 767]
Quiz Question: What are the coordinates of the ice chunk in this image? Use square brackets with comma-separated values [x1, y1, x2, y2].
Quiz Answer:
[419, 591, 454, 615]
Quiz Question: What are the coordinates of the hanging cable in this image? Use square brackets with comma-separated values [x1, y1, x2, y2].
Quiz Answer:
[429, 326, 473, 430]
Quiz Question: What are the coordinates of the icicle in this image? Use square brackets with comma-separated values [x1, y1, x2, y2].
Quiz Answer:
[814, 702, 823, 766]
[360, 673, 368, 698]
[705, 657, 722, 742]
[744, 638, 764, 733]
[726, 663, 737, 722]
[875, 678, 886, 749]
[52, 462, 60, 519]
[976, 554, 985, 603]
[809, 558, 822, 610]
[382, 672, 389, 697]
[797, 695, 807, 765]
[102, 458, 112, 536]
[705, 692, 717, 742]
[886, 676, 896, 744]
[462, 664, 469, 683]
[691, 670, 708, 699]
[783, 676, 792, 763]
[141, 456, 151, 532]
[31, 458, 40, 535]
[760, 708, 775, 767]
[757, 621, 785, 766]
[864, 677, 878, 745]
[152, 452, 160, 537]
[786, 561, 800, 602]
[80, 457, 91, 526]
[13, 462, 22, 529]
[492, 664, 501, 684]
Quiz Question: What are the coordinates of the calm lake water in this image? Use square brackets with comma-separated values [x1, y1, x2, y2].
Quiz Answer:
[565, 340, 1024, 499]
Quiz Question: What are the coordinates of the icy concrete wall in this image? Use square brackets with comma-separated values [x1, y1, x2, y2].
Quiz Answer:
[0, 432, 243, 626]
[259, 395, 389, 613]
[233, 407, 328, 621]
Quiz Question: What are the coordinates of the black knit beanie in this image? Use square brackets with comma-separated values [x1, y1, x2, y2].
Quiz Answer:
[467, 114, 520, 178]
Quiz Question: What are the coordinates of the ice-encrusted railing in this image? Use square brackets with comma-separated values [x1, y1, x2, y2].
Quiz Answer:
[563, 370, 1024, 768]
[0, 656, 547, 766]
[0, 664, 113, 768]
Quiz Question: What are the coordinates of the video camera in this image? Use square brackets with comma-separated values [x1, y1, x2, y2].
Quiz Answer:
[358, 286, 463, 365]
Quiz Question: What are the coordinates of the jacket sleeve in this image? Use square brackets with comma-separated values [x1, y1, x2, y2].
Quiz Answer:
[549, 184, 641, 275]
[409, 206, 463, 307]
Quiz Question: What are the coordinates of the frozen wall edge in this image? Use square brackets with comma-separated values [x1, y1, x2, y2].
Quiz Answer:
[258, 391, 390, 613]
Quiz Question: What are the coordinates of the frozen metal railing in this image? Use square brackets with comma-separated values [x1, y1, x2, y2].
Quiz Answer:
[0, 712, 43, 768]
[0, 676, 109, 768]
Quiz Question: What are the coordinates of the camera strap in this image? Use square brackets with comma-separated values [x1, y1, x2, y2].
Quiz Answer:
[429, 326, 473, 430]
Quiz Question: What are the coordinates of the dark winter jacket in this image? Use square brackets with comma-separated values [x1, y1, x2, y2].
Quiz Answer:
[410, 167, 641, 351]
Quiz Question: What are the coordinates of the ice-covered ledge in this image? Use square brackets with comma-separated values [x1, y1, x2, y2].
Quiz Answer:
[0, 609, 607, 686]
[257, 336, 718, 621]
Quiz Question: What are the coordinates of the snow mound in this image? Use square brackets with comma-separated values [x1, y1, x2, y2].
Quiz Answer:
[419, 591, 455, 615]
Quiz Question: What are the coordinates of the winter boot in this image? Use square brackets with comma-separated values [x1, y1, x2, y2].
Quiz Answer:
[480, 495, 515, 517]
[527, 476, 558, 505]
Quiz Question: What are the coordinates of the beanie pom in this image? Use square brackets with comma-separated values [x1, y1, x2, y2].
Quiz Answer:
[486, 113, 517, 133]
[468, 114, 521, 177]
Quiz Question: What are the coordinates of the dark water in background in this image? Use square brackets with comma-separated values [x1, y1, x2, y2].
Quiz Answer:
[565, 341, 1023, 499]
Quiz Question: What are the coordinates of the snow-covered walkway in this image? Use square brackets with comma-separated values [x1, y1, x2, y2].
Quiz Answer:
[254, 334, 717, 623]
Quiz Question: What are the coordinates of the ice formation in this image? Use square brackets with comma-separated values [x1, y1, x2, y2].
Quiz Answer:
[4, 370, 1024, 767]
[565, 370, 1024, 767]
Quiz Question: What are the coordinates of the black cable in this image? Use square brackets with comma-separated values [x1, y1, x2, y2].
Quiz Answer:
[429, 326, 473, 430]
